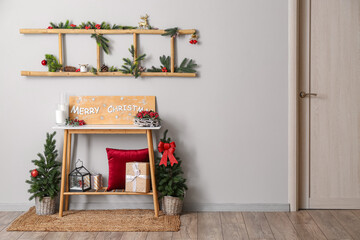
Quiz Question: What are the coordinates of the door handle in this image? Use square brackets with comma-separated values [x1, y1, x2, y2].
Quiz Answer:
[299, 91, 317, 98]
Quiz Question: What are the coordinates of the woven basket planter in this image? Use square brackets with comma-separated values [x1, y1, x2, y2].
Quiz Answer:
[35, 197, 56, 215]
[134, 118, 160, 127]
[163, 196, 183, 215]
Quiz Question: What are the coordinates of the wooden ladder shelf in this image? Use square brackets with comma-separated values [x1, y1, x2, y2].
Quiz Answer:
[20, 28, 197, 77]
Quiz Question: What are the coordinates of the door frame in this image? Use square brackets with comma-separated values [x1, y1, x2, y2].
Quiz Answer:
[288, 0, 310, 211]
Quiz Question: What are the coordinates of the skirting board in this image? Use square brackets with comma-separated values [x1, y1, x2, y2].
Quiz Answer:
[0, 202, 290, 212]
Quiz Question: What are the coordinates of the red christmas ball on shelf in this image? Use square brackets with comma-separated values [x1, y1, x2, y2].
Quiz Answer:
[41, 60, 47, 66]
[31, 169, 38, 177]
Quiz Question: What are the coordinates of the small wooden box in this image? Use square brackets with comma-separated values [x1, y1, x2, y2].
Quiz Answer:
[125, 162, 150, 193]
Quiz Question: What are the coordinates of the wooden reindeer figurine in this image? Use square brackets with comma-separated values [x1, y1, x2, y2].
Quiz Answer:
[138, 14, 150, 29]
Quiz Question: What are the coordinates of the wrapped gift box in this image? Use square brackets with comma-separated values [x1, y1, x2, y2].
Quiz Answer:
[125, 162, 150, 193]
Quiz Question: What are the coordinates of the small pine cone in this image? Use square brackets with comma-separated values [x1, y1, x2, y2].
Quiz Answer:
[101, 64, 109, 72]
[138, 66, 146, 72]
[64, 66, 77, 72]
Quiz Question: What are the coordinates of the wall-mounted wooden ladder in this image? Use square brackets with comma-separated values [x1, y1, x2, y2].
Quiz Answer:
[20, 29, 197, 77]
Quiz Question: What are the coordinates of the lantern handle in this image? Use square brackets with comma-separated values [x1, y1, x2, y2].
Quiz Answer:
[75, 159, 83, 168]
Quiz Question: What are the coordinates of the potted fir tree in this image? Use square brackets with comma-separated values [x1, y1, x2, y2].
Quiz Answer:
[155, 130, 188, 215]
[26, 132, 61, 215]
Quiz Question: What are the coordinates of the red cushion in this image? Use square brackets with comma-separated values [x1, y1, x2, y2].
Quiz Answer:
[106, 148, 149, 190]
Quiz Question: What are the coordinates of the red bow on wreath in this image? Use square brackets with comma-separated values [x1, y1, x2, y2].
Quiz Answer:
[158, 141, 178, 166]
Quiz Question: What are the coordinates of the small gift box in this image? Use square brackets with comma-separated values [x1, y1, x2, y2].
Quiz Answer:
[125, 162, 150, 193]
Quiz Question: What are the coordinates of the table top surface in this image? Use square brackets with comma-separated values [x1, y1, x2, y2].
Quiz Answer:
[52, 124, 161, 130]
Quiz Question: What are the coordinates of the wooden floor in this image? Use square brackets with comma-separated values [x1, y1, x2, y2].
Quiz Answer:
[2, 210, 360, 239]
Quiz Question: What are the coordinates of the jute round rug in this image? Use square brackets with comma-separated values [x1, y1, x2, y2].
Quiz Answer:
[7, 207, 180, 232]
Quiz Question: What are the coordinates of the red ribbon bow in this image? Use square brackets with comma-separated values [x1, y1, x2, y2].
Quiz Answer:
[158, 141, 178, 166]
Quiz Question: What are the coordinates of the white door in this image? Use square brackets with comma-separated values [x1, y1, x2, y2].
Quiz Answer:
[303, 0, 360, 208]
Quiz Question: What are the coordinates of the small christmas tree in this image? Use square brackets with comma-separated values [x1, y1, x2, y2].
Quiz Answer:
[26, 132, 61, 201]
[155, 130, 187, 200]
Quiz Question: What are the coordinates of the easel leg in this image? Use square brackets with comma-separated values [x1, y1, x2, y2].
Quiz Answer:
[59, 129, 68, 217]
[65, 132, 72, 211]
[147, 130, 159, 217]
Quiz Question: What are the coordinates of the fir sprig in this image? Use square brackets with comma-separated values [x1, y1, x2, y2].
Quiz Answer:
[120, 45, 146, 78]
[90, 67, 98, 75]
[177, 58, 197, 73]
[50, 20, 71, 29]
[25, 132, 61, 201]
[147, 55, 170, 72]
[91, 34, 110, 54]
[45, 54, 62, 72]
[161, 27, 179, 37]
[109, 66, 119, 72]
[147, 55, 198, 73]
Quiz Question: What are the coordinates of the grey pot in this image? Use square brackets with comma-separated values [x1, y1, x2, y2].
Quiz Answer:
[35, 196, 56, 215]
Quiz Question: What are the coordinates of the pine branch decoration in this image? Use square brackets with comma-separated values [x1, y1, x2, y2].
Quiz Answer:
[45, 54, 62, 72]
[162, 27, 179, 37]
[120, 45, 146, 78]
[147, 66, 162, 72]
[90, 67, 98, 75]
[49, 20, 72, 29]
[91, 34, 110, 54]
[109, 66, 119, 72]
[177, 58, 197, 73]
[147, 55, 198, 73]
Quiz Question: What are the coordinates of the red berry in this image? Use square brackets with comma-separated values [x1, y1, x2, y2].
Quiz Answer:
[41, 60, 47, 66]
[70, 24, 76, 28]
[76, 69, 80, 72]
[193, 40, 198, 44]
[189, 40, 193, 44]
[31, 169, 38, 177]
[47, 26, 53, 29]
[85, 26, 90, 30]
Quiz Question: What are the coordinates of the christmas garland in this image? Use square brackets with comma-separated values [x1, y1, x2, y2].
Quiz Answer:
[49, 20, 136, 30]
[49, 21, 137, 55]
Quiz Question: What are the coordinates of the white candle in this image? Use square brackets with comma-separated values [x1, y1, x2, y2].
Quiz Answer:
[56, 110, 65, 125]
[58, 104, 69, 119]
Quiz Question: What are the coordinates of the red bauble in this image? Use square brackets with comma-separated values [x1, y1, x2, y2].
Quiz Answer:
[41, 60, 47, 66]
[31, 169, 38, 177]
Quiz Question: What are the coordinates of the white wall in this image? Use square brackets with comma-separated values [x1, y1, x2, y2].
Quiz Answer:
[0, 0, 288, 211]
